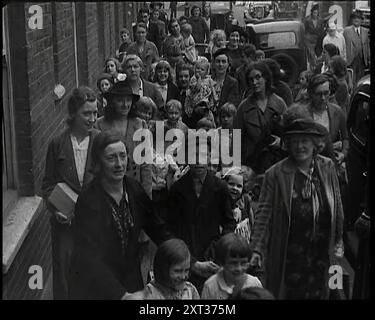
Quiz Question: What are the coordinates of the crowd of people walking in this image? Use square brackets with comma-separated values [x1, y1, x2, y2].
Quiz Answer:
[41, 2, 370, 300]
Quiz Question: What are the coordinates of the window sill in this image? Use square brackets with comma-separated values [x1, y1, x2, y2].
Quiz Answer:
[3, 196, 44, 274]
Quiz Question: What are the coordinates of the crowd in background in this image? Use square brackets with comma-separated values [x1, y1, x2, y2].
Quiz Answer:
[41, 2, 370, 300]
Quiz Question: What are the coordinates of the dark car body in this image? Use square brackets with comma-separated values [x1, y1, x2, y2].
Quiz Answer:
[346, 74, 370, 227]
[246, 20, 307, 86]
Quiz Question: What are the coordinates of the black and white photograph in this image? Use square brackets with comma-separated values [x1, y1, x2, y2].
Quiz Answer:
[2, 0, 370, 305]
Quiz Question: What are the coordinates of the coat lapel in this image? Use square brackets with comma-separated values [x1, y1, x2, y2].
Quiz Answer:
[315, 158, 335, 226]
[279, 158, 296, 223]
[60, 131, 81, 191]
[82, 130, 96, 187]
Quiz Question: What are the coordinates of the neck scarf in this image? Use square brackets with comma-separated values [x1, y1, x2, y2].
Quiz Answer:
[297, 157, 320, 239]
[108, 193, 134, 255]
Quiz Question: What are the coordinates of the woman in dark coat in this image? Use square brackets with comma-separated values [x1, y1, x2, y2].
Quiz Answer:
[250, 118, 344, 299]
[303, 4, 325, 70]
[188, 5, 209, 44]
[68, 131, 172, 299]
[95, 80, 152, 199]
[234, 61, 287, 174]
[226, 26, 244, 77]
[42, 86, 99, 299]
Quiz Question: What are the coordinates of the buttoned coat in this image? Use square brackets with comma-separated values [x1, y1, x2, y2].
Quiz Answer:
[233, 93, 287, 169]
[68, 176, 172, 299]
[250, 156, 344, 298]
[95, 116, 152, 199]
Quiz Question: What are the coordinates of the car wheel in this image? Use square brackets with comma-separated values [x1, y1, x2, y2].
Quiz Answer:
[270, 53, 298, 86]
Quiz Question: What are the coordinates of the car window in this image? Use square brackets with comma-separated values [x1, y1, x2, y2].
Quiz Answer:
[258, 32, 296, 48]
[352, 99, 369, 145]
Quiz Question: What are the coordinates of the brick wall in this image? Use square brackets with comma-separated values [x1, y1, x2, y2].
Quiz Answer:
[3, 1, 136, 300]
[2, 203, 52, 300]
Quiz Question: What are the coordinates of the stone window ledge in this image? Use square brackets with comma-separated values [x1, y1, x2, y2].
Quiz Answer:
[3, 196, 44, 274]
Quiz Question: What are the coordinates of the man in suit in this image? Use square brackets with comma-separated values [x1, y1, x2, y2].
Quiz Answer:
[133, 7, 160, 49]
[343, 11, 370, 85]
[122, 54, 164, 116]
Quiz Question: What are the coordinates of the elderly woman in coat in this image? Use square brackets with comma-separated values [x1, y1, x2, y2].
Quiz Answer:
[250, 118, 344, 299]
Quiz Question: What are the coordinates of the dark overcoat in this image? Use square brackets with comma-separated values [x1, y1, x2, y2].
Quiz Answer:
[68, 176, 172, 300]
[250, 156, 344, 298]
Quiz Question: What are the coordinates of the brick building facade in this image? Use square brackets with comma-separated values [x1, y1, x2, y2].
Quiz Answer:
[2, 1, 143, 300]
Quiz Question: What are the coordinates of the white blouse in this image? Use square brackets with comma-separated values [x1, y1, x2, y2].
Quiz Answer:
[70, 135, 90, 186]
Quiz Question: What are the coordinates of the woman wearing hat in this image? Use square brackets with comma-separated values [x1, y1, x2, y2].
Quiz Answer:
[250, 118, 344, 299]
[95, 81, 152, 199]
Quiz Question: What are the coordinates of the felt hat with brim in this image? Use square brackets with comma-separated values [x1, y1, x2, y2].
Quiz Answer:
[282, 119, 326, 137]
[103, 80, 140, 101]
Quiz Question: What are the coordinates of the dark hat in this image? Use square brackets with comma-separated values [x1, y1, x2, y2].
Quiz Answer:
[282, 118, 326, 137]
[212, 47, 229, 60]
[349, 10, 363, 21]
[103, 80, 140, 101]
[227, 25, 244, 37]
[96, 73, 114, 90]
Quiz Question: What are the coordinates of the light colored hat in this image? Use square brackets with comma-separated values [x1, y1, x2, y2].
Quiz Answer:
[328, 22, 337, 30]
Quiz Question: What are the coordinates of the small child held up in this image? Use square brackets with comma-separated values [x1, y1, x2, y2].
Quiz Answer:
[255, 49, 265, 62]
[201, 233, 262, 299]
[294, 70, 312, 103]
[209, 29, 227, 58]
[181, 23, 198, 64]
[126, 239, 200, 300]
[164, 99, 189, 149]
[96, 73, 114, 117]
[116, 28, 132, 65]
[222, 167, 254, 243]
[185, 57, 218, 121]
[217, 103, 236, 170]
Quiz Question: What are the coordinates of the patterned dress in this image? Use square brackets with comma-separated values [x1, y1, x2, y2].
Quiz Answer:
[283, 168, 331, 299]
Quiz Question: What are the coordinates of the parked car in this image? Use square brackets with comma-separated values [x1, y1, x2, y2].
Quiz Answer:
[346, 74, 370, 228]
[246, 19, 306, 86]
